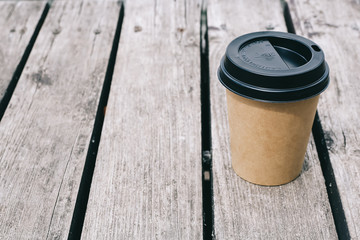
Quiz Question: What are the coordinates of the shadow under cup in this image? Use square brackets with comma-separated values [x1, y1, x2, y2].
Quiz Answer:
[218, 31, 330, 186]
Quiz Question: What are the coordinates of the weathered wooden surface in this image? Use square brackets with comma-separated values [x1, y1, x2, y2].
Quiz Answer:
[208, 0, 337, 238]
[81, 0, 203, 239]
[288, 0, 360, 238]
[0, 1, 120, 239]
[0, 1, 45, 104]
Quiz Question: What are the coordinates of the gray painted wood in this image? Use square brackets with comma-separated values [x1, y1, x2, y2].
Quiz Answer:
[208, 0, 337, 238]
[0, 1, 45, 104]
[288, 0, 360, 238]
[81, 0, 203, 239]
[0, 1, 120, 239]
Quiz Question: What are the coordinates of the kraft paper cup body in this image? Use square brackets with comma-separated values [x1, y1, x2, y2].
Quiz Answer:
[226, 90, 319, 185]
[218, 31, 330, 186]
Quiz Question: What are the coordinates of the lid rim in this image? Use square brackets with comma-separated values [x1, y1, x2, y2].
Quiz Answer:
[218, 62, 330, 102]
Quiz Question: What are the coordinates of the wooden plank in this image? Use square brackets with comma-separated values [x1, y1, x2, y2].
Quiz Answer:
[0, 1, 120, 239]
[81, 0, 203, 239]
[287, 0, 360, 238]
[0, 1, 45, 104]
[208, 0, 337, 238]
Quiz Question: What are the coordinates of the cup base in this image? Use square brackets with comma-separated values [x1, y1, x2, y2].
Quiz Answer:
[232, 162, 303, 186]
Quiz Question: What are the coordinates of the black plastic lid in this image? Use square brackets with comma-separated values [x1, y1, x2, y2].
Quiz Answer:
[218, 31, 330, 102]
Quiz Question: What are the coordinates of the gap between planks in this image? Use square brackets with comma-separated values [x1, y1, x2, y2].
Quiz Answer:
[68, 3, 124, 240]
[287, 0, 360, 238]
[0, 1, 49, 121]
[200, 1, 214, 239]
[282, 1, 350, 238]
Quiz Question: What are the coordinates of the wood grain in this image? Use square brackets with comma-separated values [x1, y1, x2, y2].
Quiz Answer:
[0, 1, 120, 239]
[208, 0, 337, 238]
[81, 0, 203, 239]
[288, 0, 360, 238]
[0, 1, 45, 104]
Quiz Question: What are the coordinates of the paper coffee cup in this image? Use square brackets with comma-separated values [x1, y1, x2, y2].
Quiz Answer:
[217, 31, 330, 186]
